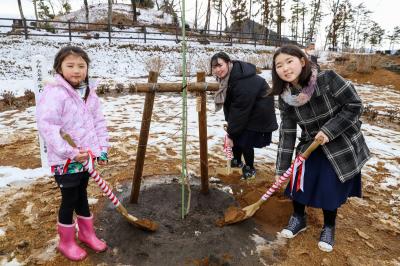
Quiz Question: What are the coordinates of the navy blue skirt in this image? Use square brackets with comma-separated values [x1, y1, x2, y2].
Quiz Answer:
[284, 147, 362, 211]
[232, 130, 272, 149]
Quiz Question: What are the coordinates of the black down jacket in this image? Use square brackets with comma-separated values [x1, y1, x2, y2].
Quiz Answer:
[224, 60, 278, 138]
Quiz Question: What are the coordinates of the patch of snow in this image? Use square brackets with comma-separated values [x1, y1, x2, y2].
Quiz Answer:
[88, 198, 99, 205]
[0, 167, 51, 189]
[0, 258, 22, 266]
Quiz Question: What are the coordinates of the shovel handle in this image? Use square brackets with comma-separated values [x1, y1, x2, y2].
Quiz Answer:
[60, 131, 77, 148]
[301, 137, 324, 159]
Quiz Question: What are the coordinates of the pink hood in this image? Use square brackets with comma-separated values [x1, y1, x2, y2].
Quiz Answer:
[36, 74, 109, 166]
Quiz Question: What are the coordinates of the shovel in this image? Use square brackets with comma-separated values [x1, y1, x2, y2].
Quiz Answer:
[223, 124, 232, 175]
[61, 132, 159, 232]
[219, 137, 323, 226]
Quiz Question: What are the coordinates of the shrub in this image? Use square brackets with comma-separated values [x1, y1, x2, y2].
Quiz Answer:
[144, 57, 166, 74]
[363, 104, 378, 120]
[97, 84, 110, 95]
[24, 89, 35, 101]
[128, 83, 137, 93]
[195, 58, 211, 76]
[1, 90, 16, 106]
[115, 83, 124, 93]
[138, 0, 154, 9]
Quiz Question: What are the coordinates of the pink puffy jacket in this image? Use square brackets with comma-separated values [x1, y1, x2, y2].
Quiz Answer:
[36, 74, 109, 166]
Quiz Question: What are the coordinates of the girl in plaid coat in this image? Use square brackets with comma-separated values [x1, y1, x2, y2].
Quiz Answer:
[270, 45, 370, 252]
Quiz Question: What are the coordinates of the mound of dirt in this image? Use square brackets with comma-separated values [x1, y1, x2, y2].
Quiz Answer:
[90, 180, 275, 265]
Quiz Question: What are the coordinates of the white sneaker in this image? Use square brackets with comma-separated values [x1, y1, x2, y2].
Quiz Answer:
[318, 225, 335, 252]
[280, 214, 307, 239]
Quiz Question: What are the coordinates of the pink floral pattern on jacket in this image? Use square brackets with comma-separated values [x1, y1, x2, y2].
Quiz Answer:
[36, 74, 109, 166]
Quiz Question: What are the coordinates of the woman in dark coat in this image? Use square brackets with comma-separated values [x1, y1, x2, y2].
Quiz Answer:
[271, 45, 370, 252]
[211, 52, 278, 180]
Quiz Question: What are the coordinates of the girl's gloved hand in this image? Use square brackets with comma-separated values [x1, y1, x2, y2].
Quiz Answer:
[97, 152, 108, 165]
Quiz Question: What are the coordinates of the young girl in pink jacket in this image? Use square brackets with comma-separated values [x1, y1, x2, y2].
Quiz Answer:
[36, 46, 109, 261]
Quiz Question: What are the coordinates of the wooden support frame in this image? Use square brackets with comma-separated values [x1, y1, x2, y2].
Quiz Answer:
[130, 71, 218, 203]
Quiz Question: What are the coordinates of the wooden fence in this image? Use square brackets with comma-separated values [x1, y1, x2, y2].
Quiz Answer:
[0, 17, 300, 47]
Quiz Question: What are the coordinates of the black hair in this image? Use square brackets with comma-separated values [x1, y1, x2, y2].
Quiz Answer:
[53, 46, 91, 100]
[53, 46, 90, 74]
[270, 44, 312, 95]
[210, 52, 231, 70]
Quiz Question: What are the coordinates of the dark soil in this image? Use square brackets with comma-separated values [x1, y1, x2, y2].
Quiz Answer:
[91, 179, 275, 266]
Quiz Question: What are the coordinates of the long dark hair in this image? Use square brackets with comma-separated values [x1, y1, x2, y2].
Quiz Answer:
[53, 46, 90, 75]
[53, 46, 91, 100]
[210, 51, 231, 71]
[270, 44, 312, 95]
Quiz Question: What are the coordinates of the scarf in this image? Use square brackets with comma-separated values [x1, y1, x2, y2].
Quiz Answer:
[281, 67, 318, 107]
[214, 62, 233, 112]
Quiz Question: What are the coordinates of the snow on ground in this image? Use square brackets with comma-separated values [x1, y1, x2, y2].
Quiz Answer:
[0, 37, 274, 97]
[0, 85, 398, 192]
[56, 3, 174, 26]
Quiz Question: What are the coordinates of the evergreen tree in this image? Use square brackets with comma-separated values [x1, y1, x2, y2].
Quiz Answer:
[368, 21, 385, 50]
[231, 0, 248, 29]
[350, 2, 371, 50]
[307, 0, 322, 43]
[388, 26, 400, 50]
[37, 0, 54, 19]
[289, 0, 301, 43]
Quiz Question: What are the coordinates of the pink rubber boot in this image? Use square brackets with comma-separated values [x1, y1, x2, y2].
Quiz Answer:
[57, 222, 87, 261]
[77, 215, 107, 252]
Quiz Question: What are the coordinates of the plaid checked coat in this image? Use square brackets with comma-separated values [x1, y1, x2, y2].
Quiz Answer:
[276, 70, 371, 183]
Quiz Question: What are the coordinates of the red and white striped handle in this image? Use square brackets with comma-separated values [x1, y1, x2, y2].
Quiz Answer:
[83, 151, 120, 206]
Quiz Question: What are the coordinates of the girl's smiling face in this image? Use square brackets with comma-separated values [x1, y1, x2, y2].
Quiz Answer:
[60, 54, 88, 86]
[212, 58, 229, 79]
[275, 53, 305, 86]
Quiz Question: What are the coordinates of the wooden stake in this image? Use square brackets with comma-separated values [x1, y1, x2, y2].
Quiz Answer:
[130, 71, 158, 203]
[197, 72, 209, 194]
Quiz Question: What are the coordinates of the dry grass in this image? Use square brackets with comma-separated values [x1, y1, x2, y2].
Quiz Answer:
[195, 58, 211, 76]
[144, 57, 167, 74]
[1, 90, 16, 106]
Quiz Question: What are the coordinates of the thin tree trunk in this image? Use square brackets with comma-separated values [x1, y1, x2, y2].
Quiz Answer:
[194, 0, 198, 30]
[204, 0, 211, 33]
[131, 0, 137, 23]
[219, 0, 222, 32]
[17, 0, 25, 23]
[324, 0, 341, 50]
[84, 0, 89, 29]
[47, 0, 55, 17]
[308, 0, 321, 42]
[33, 0, 39, 29]
[33, 0, 39, 21]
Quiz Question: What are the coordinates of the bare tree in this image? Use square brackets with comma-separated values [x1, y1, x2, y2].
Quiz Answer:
[274, 0, 285, 41]
[83, 0, 89, 29]
[131, 0, 137, 23]
[47, 0, 56, 16]
[108, 0, 112, 30]
[17, 0, 26, 21]
[33, 0, 39, 21]
[194, 0, 198, 30]
[222, 1, 232, 31]
[203, 0, 211, 33]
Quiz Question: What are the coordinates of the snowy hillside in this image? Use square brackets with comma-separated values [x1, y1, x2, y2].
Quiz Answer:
[56, 3, 174, 25]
